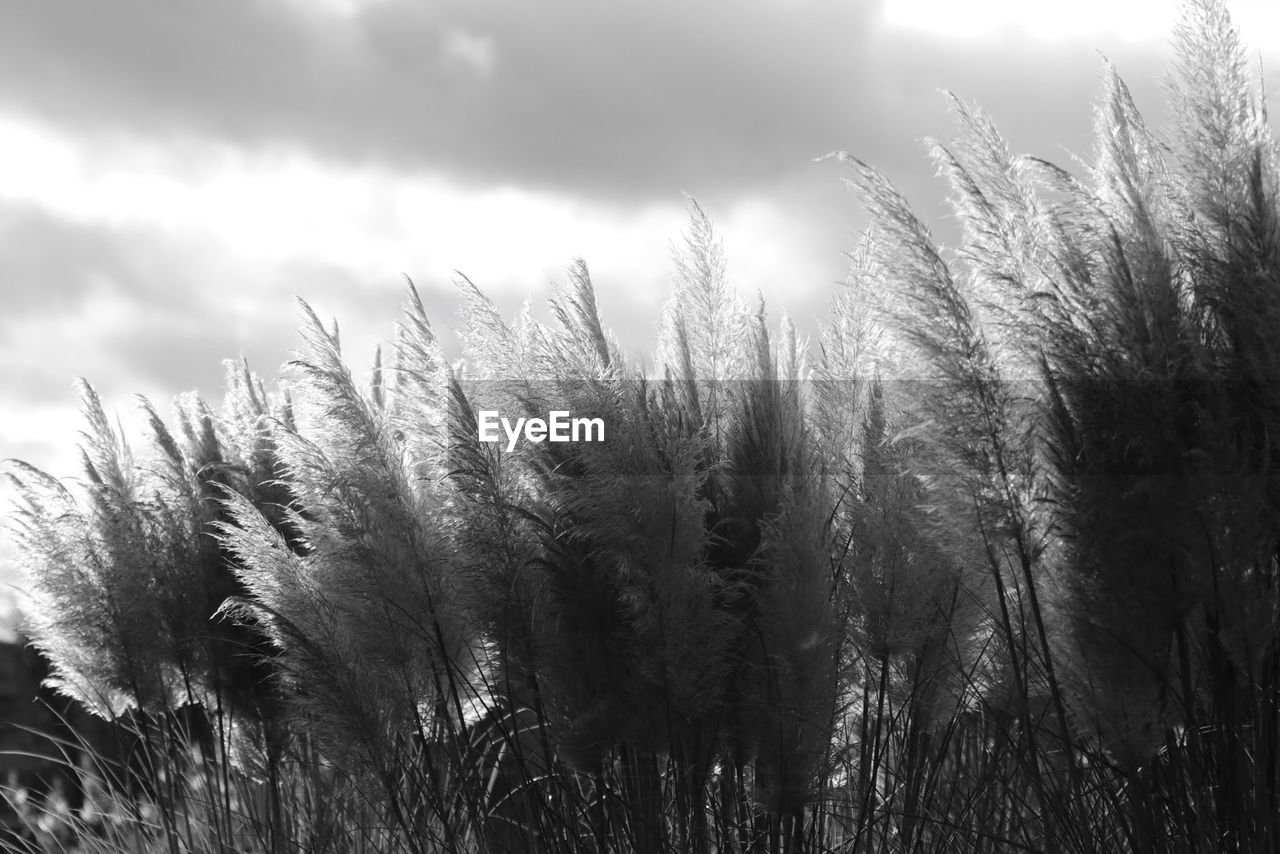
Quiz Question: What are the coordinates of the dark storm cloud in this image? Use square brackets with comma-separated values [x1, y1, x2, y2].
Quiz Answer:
[0, 201, 249, 326]
[0, 0, 1185, 207]
[0, 203, 144, 317]
[103, 310, 295, 399]
[0, 204, 405, 406]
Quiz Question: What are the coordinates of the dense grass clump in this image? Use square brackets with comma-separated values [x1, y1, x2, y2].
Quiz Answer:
[4, 1, 1280, 851]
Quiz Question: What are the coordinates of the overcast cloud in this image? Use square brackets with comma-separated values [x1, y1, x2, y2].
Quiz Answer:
[1, 0, 1278, 602]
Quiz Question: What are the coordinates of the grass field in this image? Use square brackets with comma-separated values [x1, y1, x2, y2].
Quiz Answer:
[4, 2, 1280, 851]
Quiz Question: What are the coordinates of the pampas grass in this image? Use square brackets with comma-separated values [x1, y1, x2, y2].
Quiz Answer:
[3, 2, 1280, 851]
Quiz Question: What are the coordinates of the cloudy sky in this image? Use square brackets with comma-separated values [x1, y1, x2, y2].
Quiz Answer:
[0, 0, 1278, 601]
